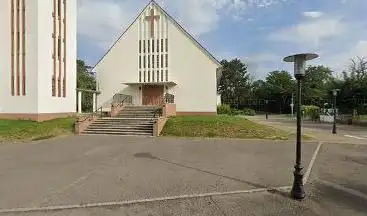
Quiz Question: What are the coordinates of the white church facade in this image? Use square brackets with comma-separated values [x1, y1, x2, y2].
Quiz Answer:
[0, 0, 77, 121]
[94, 1, 222, 116]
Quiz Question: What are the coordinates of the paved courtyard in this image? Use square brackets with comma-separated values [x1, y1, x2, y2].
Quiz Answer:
[0, 135, 366, 215]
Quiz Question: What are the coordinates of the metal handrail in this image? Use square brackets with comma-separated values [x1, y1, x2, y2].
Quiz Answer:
[77, 93, 132, 123]
[152, 93, 175, 119]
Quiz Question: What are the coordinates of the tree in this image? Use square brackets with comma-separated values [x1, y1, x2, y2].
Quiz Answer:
[77, 60, 96, 112]
[218, 58, 251, 108]
[303, 65, 333, 101]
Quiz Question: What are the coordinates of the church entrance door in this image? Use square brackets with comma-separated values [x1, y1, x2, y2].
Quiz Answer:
[142, 85, 164, 105]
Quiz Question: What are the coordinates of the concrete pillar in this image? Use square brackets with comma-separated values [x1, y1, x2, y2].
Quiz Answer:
[92, 93, 96, 112]
[78, 91, 82, 113]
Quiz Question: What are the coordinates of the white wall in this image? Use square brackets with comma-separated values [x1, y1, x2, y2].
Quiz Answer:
[95, 22, 140, 108]
[168, 22, 219, 113]
[0, 0, 77, 115]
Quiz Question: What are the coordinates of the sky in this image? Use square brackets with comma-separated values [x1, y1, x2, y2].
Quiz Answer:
[77, 0, 367, 80]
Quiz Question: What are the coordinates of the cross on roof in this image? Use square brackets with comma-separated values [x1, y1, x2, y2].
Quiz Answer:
[145, 8, 160, 38]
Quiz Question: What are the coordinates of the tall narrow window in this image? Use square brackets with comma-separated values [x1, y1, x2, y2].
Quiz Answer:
[139, 71, 141, 82]
[57, 0, 62, 97]
[148, 71, 150, 82]
[57, 0, 61, 17]
[165, 54, 168, 67]
[161, 39, 164, 52]
[152, 69, 155, 81]
[157, 71, 160, 82]
[157, 55, 159, 68]
[148, 55, 150, 68]
[161, 54, 164, 68]
[161, 70, 164, 82]
[144, 71, 146, 82]
[139, 56, 141, 69]
[165, 38, 168, 52]
[152, 40, 155, 53]
[156, 39, 159, 52]
[16, 0, 20, 96]
[139, 40, 141, 53]
[143, 40, 146, 53]
[143, 56, 146, 68]
[165, 70, 168, 81]
[152, 55, 155, 69]
[148, 40, 150, 53]
[58, 38, 61, 59]
[52, 0, 57, 96]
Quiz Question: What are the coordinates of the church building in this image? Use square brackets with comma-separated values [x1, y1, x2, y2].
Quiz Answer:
[0, 0, 77, 121]
[94, 0, 222, 116]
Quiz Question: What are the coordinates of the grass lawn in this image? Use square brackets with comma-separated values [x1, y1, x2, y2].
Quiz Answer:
[0, 117, 75, 142]
[161, 115, 295, 140]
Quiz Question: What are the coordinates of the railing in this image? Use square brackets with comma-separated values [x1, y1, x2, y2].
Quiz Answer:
[152, 93, 175, 119]
[77, 93, 132, 123]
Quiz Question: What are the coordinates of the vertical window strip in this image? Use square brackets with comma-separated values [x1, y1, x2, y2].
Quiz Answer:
[152, 40, 155, 53]
[152, 69, 155, 81]
[139, 56, 141, 69]
[165, 38, 168, 52]
[63, 0, 67, 97]
[156, 39, 159, 53]
[139, 71, 141, 82]
[139, 40, 141, 53]
[58, 0, 62, 97]
[161, 54, 163, 68]
[165, 70, 168, 82]
[22, 0, 26, 95]
[161, 39, 163, 52]
[16, 0, 20, 96]
[52, 0, 56, 96]
[165, 54, 168, 68]
[144, 56, 146, 68]
[152, 55, 155, 69]
[144, 71, 146, 82]
[157, 71, 159, 82]
[161, 70, 163, 82]
[148, 55, 150, 68]
[10, 0, 15, 96]
[143, 40, 146, 53]
[148, 71, 150, 82]
[156, 54, 159, 68]
[148, 40, 150, 53]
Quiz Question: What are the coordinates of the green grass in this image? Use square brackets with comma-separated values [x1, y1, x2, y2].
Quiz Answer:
[161, 115, 293, 140]
[0, 117, 76, 142]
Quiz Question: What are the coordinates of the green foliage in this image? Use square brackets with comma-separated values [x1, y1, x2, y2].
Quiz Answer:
[77, 60, 96, 112]
[217, 104, 232, 115]
[161, 116, 289, 140]
[303, 66, 333, 100]
[218, 59, 251, 106]
[0, 117, 75, 142]
[242, 108, 256, 116]
[301, 105, 320, 121]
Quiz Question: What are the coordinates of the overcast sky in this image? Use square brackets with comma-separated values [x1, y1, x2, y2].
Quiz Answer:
[77, 0, 367, 79]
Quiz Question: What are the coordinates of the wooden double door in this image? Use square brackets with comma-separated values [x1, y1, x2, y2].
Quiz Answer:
[142, 85, 164, 105]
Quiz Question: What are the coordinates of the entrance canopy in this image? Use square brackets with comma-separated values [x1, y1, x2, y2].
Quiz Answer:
[123, 81, 177, 87]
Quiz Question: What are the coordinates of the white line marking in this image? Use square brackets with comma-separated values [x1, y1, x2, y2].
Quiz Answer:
[319, 180, 367, 201]
[303, 141, 323, 184]
[344, 135, 367, 140]
[0, 186, 291, 214]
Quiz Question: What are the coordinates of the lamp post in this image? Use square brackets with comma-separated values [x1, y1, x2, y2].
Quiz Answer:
[284, 53, 319, 200]
[266, 100, 269, 120]
[332, 89, 340, 134]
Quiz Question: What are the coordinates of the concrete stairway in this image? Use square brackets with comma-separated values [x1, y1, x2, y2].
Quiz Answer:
[82, 106, 159, 136]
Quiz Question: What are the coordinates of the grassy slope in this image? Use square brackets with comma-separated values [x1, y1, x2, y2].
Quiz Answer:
[161, 115, 291, 140]
[0, 117, 75, 142]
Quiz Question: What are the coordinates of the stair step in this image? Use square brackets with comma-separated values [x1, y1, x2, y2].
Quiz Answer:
[88, 125, 153, 129]
[82, 131, 153, 136]
[84, 128, 152, 132]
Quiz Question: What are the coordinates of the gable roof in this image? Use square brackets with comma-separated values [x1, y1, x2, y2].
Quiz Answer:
[92, 0, 222, 70]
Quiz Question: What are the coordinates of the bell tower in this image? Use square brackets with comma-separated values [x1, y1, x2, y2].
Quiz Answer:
[0, 0, 77, 121]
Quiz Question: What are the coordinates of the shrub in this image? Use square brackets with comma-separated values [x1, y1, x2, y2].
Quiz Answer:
[231, 109, 244, 116]
[301, 105, 320, 121]
[217, 104, 232, 115]
[243, 108, 256, 116]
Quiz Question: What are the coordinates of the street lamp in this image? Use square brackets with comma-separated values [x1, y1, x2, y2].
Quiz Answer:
[266, 100, 269, 120]
[284, 53, 319, 200]
[332, 89, 340, 134]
